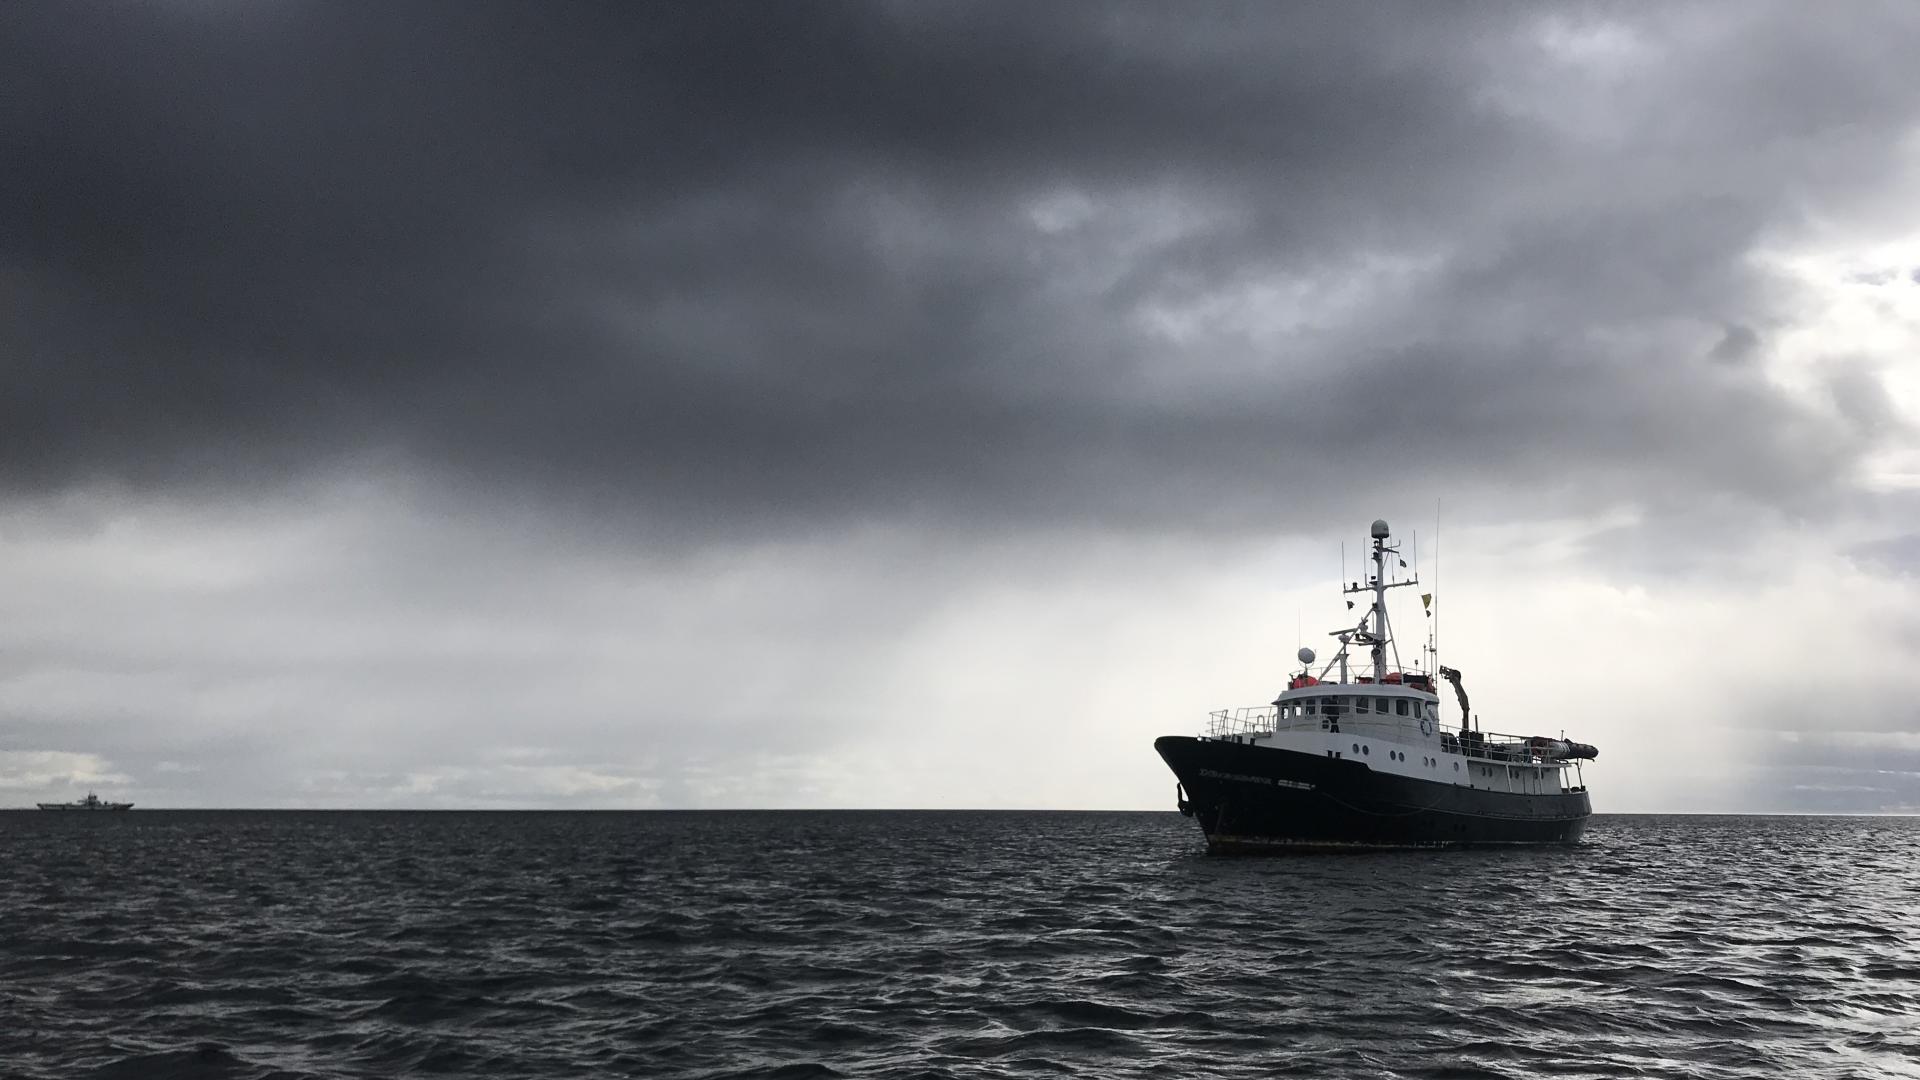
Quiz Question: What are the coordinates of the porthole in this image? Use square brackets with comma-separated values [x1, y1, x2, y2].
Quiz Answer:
[1453, 762, 1460, 771]
[1352, 743, 1360, 754]
[1362, 745, 1370, 756]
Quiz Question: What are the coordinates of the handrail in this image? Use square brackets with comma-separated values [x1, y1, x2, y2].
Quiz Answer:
[1201, 706, 1585, 766]
[1279, 667, 1439, 692]
[1205, 706, 1276, 738]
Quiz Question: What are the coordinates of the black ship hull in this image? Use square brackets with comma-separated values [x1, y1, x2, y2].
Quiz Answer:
[1157, 736, 1590, 853]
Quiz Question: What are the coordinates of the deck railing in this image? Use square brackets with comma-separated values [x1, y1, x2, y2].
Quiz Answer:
[1203, 706, 1582, 766]
[1281, 667, 1441, 692]
[1205, 706, 1277, 738]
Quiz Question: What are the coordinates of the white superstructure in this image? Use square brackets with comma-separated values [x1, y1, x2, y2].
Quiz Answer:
[1200, 519, 1593, 796]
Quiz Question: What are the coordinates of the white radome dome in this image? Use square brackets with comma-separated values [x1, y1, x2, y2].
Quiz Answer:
[1297, 647, 1316, 664]
[1371, 519, 1390, 539]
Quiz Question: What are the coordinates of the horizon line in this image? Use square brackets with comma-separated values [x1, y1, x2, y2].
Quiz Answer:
[6, 806, 1918, 817]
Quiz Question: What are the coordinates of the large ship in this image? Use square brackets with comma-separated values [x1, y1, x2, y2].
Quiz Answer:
[37, 791, 134, 812]
[1157, 519, 1595, 852]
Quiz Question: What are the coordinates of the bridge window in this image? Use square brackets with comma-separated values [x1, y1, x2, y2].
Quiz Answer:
[1396, 700, 1408, 716]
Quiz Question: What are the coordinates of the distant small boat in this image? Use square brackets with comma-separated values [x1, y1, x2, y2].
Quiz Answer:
[37, 792, 133, 812]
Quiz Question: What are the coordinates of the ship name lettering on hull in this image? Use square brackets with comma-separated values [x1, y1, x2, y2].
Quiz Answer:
[1196, 768, 1313, 791]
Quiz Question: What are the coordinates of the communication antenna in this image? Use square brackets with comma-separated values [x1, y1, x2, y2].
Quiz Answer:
[1411, 528, 1420, 668]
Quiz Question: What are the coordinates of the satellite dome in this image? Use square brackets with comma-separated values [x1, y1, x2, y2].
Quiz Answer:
[1371, 518, 1390, 539]
[1297, 647, 1316, 665]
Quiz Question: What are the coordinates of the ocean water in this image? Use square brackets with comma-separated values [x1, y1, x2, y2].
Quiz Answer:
[1, 811, 1916, 1080]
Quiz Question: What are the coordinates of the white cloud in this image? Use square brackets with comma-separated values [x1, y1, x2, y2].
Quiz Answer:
[0, 750, 130, 795]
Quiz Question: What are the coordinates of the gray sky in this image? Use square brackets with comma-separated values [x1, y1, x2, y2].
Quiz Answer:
[4, 2, 1919, 811]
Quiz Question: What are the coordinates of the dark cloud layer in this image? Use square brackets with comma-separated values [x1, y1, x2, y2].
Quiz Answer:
[5, 3, 1920, 812]
[6, 2, 1918, 545]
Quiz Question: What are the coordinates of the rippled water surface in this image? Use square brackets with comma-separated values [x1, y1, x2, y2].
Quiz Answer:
[3, 811, 1917, 1079]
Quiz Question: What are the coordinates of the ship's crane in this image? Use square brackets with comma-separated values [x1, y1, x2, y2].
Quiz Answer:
[1438, 665, 1471, 733]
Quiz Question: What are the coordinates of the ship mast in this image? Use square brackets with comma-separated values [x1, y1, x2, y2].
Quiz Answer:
[1375, 520, 1390, 679]
[1340, 518, 1415, 682]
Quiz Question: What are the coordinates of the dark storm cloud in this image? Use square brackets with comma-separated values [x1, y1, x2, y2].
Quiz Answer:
[1707, 325, 1760, 365]
[5, 2, 1919, 541]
